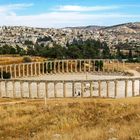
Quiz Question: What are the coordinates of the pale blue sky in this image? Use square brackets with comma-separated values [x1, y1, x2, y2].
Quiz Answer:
[0, 0, 140, 28]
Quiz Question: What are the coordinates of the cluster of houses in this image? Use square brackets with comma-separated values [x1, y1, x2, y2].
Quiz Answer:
[0, 24, 140, 56]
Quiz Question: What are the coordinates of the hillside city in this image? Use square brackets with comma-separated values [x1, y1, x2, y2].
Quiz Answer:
[0, 22, 140, 57]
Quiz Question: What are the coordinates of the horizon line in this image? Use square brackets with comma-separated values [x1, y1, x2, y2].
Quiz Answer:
[0, 21, 139, 29]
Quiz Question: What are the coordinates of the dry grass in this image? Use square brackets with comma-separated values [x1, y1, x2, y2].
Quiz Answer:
[0, 55, 46, 65]
[0, 97, 140, 140]
[125, 63, 140, 73]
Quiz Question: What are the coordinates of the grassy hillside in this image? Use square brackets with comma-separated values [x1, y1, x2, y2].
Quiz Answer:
[0, 98, 140, 140]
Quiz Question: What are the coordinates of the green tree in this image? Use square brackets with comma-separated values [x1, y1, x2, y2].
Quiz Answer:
[10, 47, 16, 54]
[102, 42, 111, 59]
[128, 49, 133, 59]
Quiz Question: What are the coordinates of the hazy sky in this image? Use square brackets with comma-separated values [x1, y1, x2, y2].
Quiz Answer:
[0, 0, 140, 28]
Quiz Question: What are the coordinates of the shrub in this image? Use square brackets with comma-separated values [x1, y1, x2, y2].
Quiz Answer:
[99, 60, 103, 71]
[23, 56, 32, 63]
[43, 62, 47, 73]
[0, 71, 11, 79]
[47, 62, 52, 73]
[95, 60, 104, 71]
[95, 61, 100, 71]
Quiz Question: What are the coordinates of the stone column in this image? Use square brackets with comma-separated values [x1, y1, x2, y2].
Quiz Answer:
[1, 66, 4, 79]
[54, 82, 57, 98]
[98, 60, 101, 72]
[5, 81, 8, 97]
[93, 60, 95, 72]
[70, 60, 73, 73]
[139, 80, 140, 96]
[84, 60, 86, 72]
[29, 82, 32, 98]
[50, 61, 53, 74]
[64, 60, 66, 73]
[13, 81, 16, 98]
[114, 80, 118, 98]
[27, 64, 29, 76]
[98, 81, 101, 97]
[42, 62, 45, 75]
[34, 63, 36, 76]
[0, 66, 1, 76]
[88, 60, 91, 72]
[90, 81, 93, 97]
[34, 63, 37, 76]
[39, 62, 42, 75]
[18, 64, 21, 77]
[66, 60, 69, 73]
[0, 66, 3, 79]
[79, 60, 81, 72]
[22, 64, 24, 77]
[63, 82, 66, 97]
[0, 81, 2, 97]
[54, 61, 56, 74]
[9, 65, 12, 79]
[55, 61, 57, 73]
[122, 61, 125, 72]
[125, 80, 128, 98]
[20, 81, 24, 98]
[37, 82, 40, 98]
[55, 61, 58, 73]
[30, 63, 33, 76]
[14, 65, 17, 78]
[28, 64, 30, 76]
[132, 80, 135, 97]
[46, 62, 48, 74]
[39, 63, 42, 75]
[75, 60, 77, 73]
[58, 61, 60, 73]
[60, 60, 62, 73]
[62, 61, 64, 73]
[22, 64, 25, 77]
[72, 81, 75, 97]
[38, 62, 41, 75]
[117, 61, 119, 72]
[106, 81, 109, 97]
[45, 82, 48, 98]
[110, 60, 113, 73]
[112, 60, 114, 72]
[102, 60, 105, 72]
[81, 82, 84, 97]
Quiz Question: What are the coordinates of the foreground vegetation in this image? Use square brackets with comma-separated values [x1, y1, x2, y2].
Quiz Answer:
[0, 98, 140, 140]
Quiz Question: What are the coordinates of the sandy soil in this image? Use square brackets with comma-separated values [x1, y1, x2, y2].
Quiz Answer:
[22, 73, 129, 80]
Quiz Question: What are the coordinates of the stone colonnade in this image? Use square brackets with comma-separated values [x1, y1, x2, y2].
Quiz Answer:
[0, 78, 139, 99]
[0, 59, 125, 79]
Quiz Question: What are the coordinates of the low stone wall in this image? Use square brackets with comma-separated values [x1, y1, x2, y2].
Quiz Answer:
[0, 77, 139, 99]
[0, 59, 125, 79]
